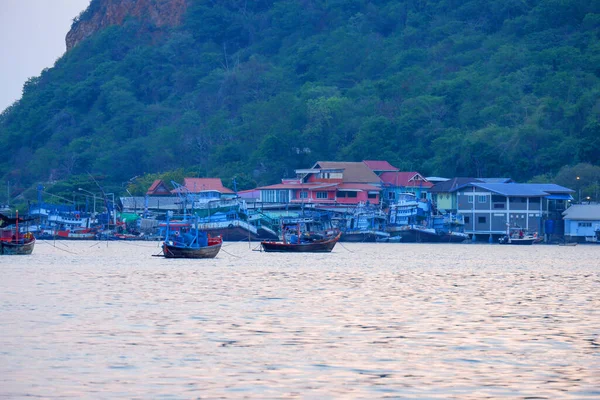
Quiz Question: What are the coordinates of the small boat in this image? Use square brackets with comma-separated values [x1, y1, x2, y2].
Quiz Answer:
[161, 216, 222, 258]
[0, 212, 36, 255]
[261, 214, 341, 253]
[163, 234, 222, 258]
[1, 232, 36, 255]
[261, 231, 341, 253]
[498, 225, 538, 245]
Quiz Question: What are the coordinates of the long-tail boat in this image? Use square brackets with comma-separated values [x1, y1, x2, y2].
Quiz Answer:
[161, 215, 222, 258]
[0, 211, 36, 255]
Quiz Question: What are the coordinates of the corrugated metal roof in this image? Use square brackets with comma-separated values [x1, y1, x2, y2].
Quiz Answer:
[562, 204, 600, 220]
[174, 178, 235, 194]
[479, 178, 513, 183]
[471, 183, 574, 196]
[429, 178, 482, 193]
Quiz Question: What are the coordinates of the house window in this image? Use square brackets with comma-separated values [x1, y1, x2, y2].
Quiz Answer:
[316, 191, 328, 199]
[478, 216, 486, 224]
[578, 222, 592, 227]
[368, 193, 377, 199]
[347, 192, 357, 198]
[299, 191, 308, 199]
[478, 195, 487, 203]
[388, 192, 395, 200]
[464, 216, 470, 224]
[467, 195, 474, 203]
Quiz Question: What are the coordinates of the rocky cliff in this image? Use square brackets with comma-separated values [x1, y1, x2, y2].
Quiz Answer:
[66, 0, 188, 51]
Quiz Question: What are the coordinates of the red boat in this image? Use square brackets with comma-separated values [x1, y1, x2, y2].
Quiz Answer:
[0, 211, 35, 255]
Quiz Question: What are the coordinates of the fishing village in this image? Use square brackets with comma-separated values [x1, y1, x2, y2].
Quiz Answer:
[2, 160, 599, 257]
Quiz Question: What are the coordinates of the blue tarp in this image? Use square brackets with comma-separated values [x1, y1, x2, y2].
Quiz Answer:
[545, 194, 573, 200]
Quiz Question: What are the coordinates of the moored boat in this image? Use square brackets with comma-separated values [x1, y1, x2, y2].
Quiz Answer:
[498, 225, 538, 245]
[261, 231, 341, 253]
[1, 233, 36, 255]
[261, 215, 341, 252]
[160, 216, 222, 258]
[0, 212, 36, 255]
[339, 204, 389, 242]
[163, 234, 222, 258]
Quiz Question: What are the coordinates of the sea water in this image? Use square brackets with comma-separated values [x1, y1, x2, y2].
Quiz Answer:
[1, 241, 599, 398]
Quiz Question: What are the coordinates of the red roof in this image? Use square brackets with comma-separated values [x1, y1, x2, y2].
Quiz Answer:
[146, 179, 172, 195]
[379, 172, 434, 188]
[363, 160, 399, 172]
[173, 178, 235, 194]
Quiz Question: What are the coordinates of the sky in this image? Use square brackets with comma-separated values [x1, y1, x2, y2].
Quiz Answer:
[0, 0, 91, 113]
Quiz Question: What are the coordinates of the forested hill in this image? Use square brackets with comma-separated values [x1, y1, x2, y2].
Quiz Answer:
[1, 0, 600, 196]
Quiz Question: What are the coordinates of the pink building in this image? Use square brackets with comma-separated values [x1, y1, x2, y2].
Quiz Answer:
[257, 161, 382, 206]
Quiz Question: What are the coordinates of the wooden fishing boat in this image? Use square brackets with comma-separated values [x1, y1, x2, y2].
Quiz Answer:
[261, 231, 341, 253]
[163, 235, 222, 258]
[1, 233, 36, 255]
[0, 211, 35, 255]
[160, 216, 222, 258]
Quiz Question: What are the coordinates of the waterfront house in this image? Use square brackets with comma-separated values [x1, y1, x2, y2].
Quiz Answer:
[562, 204, 600, 243]
[257, 161, 382, 207]
[171, 178, 236, 199]
[146, 180, 172, 196]
[429, 178, 483, 213]
[378, 171, 433, 205]
[455, 183, 574, 240]
[362, 160, 433, 205]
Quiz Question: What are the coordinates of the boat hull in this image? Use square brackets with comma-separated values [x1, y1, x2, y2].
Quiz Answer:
[340, 231, 389, 243]
[498, 237, 536, 245]
[196, 225, 263, 241]
[162, 242, 222, 258]
[261, 233, 341, 253]
[1, 237, 35, 255]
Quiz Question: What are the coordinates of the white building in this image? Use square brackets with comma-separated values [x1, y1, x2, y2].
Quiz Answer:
[562, 204, 600, 243]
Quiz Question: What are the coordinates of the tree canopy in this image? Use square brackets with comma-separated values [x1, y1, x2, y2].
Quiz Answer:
[1, 0, 599, 200]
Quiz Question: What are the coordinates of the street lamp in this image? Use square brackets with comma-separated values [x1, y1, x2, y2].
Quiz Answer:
[78, 188, 96, 214]
[576, 176, 582, 203]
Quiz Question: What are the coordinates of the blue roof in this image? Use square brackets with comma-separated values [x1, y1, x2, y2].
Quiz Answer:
[479, 178, 513, 183]
[470, 183, 574, 197]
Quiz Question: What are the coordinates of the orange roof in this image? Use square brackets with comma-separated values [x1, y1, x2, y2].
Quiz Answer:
[146, 179, 172, 195]
[173, 178, 235, 194]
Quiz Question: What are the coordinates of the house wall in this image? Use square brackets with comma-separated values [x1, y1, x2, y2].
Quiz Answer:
[433, 193, 454, 211]
[564, 220, 600, 238]
[294, 190, 335, 202]
[335, 191, 379, 205]
[260, 189, 291, 203]
[458, 189, 545, 234]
